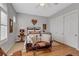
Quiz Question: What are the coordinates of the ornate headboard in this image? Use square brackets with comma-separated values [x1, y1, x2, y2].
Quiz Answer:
[27, 27, 41, 34]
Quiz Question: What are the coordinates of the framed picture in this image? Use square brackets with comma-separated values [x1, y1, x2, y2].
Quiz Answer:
[9, 18, 13, 33]
[43, 24, 47, 30]
[43, 24, 47, 32]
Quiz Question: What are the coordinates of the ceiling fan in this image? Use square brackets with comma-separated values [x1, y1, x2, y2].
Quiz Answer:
[36, 3, 59, 8]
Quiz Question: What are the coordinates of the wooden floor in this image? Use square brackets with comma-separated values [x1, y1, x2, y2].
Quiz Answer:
[7, 41, 79, 56]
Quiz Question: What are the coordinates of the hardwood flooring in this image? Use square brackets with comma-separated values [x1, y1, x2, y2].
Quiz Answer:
[7, 41, 79, 56]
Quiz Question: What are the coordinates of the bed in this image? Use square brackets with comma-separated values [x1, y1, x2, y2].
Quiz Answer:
[25, 27, 53, 52]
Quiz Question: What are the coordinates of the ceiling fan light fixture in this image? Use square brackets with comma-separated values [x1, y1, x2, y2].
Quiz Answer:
[40, 3, 45, 7]
[54, 3, 59, 5]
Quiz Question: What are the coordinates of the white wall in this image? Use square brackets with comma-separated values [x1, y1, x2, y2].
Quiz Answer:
[0, 3, 17, 53]
[16, 13, 49, 34]
[49, 3, 79, 50]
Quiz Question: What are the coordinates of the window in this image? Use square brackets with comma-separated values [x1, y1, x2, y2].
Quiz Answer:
[0, 11, 7, 40]
[13, 16, 16, 23]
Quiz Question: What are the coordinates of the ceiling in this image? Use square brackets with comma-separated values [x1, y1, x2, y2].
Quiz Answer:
[12, 3, 71, 17]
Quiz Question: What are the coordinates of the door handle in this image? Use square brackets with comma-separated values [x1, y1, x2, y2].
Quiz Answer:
[75, 34, 77, 36]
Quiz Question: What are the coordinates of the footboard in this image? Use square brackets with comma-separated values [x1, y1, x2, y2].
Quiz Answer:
[25, 32, 52, 52]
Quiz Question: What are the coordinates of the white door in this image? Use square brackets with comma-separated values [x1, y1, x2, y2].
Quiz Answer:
[64, 10, 78, 49]
[50, 18, 58, 40]
[56, 16, 64, 43]
[50, 16, 64, 43]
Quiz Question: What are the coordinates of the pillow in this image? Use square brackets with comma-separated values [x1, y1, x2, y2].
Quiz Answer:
[28, 30, 40, 34]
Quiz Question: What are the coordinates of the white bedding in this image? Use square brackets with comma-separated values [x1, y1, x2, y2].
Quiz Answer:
[24, 35, 33, 46]
[24, 33, 51, 46]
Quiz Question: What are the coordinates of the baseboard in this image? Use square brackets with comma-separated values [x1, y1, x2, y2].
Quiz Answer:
[53, 40, 79, 51]
[53, 40, 65, 45]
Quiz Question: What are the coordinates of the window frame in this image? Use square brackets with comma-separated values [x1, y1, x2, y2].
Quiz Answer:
[0, 7, 8, 41]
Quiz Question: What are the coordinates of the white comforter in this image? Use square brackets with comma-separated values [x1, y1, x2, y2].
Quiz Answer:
[24, 35, 33, 46]
[24, 33, 51, 46]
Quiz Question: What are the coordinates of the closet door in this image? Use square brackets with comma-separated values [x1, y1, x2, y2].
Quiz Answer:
[53, 18, 58, 40]
[50, 16, 64, 43]
[55, 16, 64, 43]
[50, 17, 58, 40]
[64, 10, 78, 48]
